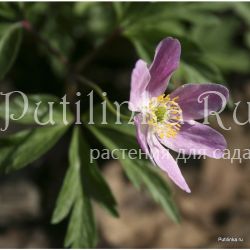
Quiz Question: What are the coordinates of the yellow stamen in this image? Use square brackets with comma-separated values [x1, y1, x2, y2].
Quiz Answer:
[146, 94, 182, 139]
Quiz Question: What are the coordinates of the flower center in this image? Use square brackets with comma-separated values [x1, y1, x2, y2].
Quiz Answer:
[146, 94, 183, 139]
[155, 106, 166, 122]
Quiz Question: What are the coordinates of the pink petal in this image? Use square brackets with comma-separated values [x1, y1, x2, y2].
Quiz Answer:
[170, 83, 229, 121]
[134, 114, 150, 155]
[159, 121, 227, 159]
[147, 133, 191, 193]
[146, 37, 181, 97]
[129, 59, 151, 112]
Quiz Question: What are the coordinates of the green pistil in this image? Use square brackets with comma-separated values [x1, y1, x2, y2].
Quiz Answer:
[155, 106, 166, 122]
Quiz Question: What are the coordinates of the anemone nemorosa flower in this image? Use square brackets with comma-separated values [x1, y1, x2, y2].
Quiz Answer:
[129, 37, 229, 193]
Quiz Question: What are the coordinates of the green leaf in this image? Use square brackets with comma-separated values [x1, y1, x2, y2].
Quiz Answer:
[191, 17, 250, 73]
[234, 2, 250, 25]
[54, 126, 118, 247]
[206, 51, 250, 73]
[0, 22, 22, 79]
[80, 131, 119, 217]
[0, 94, 74, 126]
[173, 60, 224, 84]
[64, 127, 97, 248]
[65, 187, 96, 248]
[51, 160, 78, 224]
[180, 2, 233, 12]
[0, 125, 69, 173]
[0, 3, 17, 19]
[87, 125, 180, 223]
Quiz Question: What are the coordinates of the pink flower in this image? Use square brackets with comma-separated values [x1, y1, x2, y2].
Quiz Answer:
[129, 37, 229, 193]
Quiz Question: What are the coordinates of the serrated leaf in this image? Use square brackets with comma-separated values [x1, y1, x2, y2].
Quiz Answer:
[53, 125, 118, 226]
[0, 22, 22, 79]
[64, 127, 97, 248]
[65, 186, 96, 248]
[0, 125, 68, 173]
[51, 162, 78, 224]
[87, 125, 180, 223]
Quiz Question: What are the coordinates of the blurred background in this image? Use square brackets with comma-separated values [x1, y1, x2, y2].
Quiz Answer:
[0, 2, 249, 248]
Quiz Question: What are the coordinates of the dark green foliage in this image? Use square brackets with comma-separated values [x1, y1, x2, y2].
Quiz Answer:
[0, 124, 68, 173]
[52, 127, 117, 248]
[0, 22, 22, 79]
